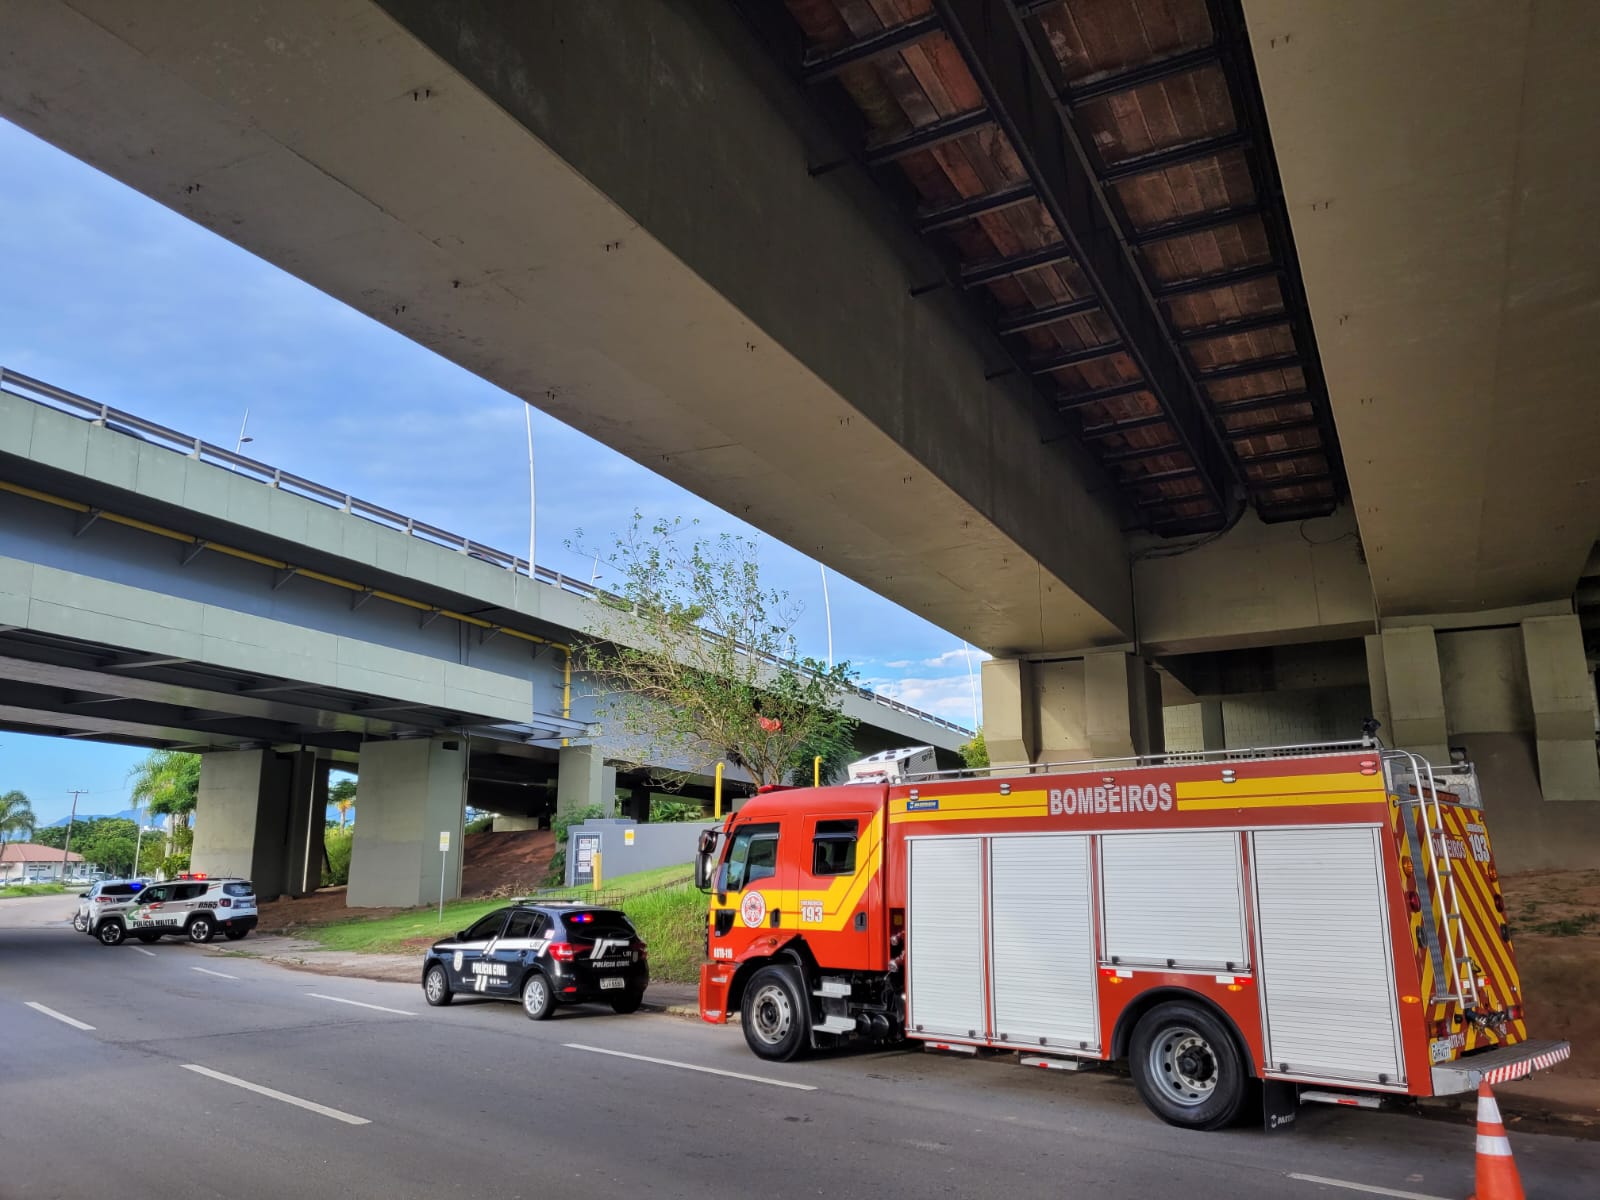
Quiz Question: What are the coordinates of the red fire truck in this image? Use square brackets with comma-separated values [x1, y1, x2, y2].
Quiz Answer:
[695, 742, 1570, 1130]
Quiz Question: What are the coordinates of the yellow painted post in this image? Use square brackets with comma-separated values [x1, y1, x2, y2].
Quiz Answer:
[593, 850, 602, 892]
[714, 762, 725, 819]
[814, 755, 822, 787]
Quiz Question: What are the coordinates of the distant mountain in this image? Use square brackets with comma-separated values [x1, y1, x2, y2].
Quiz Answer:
[46, 809, 143, 827]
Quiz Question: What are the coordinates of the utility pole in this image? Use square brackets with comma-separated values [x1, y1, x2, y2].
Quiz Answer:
[61, 789, 86, 883]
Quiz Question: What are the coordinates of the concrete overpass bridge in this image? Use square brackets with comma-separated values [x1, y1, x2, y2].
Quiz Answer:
[0, 0, 1593, 866]
[0, 373, 967, 904]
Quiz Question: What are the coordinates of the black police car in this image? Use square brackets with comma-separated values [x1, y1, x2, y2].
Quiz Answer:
[421, 902, 649, 1020]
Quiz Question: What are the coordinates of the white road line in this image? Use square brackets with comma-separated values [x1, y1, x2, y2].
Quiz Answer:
[180, 1064, 370, 1126]
[133, 947, 157, 957]
[306, 993, 416, 1017]
[24, 1001, 96, 1031]
[191, 966, 237, 980]
[564, 1043, 817, 1092]
[1287, 1173, 1449, 1200]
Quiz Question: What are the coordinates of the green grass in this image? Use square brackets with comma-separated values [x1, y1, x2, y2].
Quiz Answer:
[1528, 912, 1600, 937]
[624, 883, 707, 984]
[292, 865, 700, 961]
[0, 883, 68, 899]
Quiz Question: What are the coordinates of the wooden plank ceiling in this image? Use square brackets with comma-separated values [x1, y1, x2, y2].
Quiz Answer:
[756, 0, 1342, 534]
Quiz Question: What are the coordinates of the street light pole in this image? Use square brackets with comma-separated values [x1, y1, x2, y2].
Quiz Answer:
[524, 404, 536, 575]
[132, 802, 145, 880]
[819, 564, 834, 669]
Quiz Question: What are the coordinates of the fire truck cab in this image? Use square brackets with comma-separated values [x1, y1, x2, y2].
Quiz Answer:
[697, 741, 1570, 1130]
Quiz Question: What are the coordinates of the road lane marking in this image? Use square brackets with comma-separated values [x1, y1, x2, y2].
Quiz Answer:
[180, 1064, 370, 1126]
[306, 993, 416, 1017]
[133, 947, 157, 957]
[24, 1002, 95, 1031]
[564, 1043, 817, 1091]
[191, 967, 237, 980]
[1287, 1174, 1449, 1200]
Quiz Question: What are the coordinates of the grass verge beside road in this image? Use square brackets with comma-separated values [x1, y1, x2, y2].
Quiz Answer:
[288, 866, 708, 983]
[1, 883, 68, 899]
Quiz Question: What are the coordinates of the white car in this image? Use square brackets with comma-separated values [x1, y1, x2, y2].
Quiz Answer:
[73, 879, 147, 932]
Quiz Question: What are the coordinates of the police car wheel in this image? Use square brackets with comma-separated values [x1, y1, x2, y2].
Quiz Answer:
[741, 964, 809, 1062]
[96, 920, 125, 946]
[609, 990, 645, 1015]
[187, 916, 216, 944]
[1130, 1002, 1248, 1131]
[522, 972, 554, 1021]
[136, 933, 160, 944]
[72, 915, 86, 932]
[423, 964, 453, 1007]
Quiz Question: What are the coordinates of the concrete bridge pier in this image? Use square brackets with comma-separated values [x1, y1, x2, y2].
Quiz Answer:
[192, 749, 325, 900]
[556, 744, 616, 819]
[346, 738, 467, 908]
[982, 652, 1165, 766]
[1366, 614, 1599, 869]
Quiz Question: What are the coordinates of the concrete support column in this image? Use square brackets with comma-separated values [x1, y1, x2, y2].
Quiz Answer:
[556, 745, 617, 817]
[1200, 701, 1227, 752]
[347, 738, 467, 909]
[1366, 626, 1449, 764]
[982, 652, 1163, 766]
[1521, 614, 1600, 802]
[981, 658, 1035, 765]
[192, 749, 317, 900]
[1085, 652, 1163, 759]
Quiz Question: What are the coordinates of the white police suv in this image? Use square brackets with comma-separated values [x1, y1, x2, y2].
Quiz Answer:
[91, 875, 258, 946]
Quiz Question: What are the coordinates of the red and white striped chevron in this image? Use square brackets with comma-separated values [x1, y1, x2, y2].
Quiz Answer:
[1480, 1044, 1571, 1085]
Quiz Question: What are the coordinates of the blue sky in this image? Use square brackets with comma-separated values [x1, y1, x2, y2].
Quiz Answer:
[0, 119, 984, 826]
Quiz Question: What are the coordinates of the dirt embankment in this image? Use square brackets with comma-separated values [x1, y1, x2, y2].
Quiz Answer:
[1503, 869, 1600, 1084]
[258, 828, 556, 932]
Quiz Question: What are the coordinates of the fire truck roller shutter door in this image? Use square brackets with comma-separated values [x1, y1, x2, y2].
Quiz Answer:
[989, 835, 1098, 1050]
[1251, 827, 1405, 1085]
[907, 837, 986, 1041]
[1101, 832, 1247, 970]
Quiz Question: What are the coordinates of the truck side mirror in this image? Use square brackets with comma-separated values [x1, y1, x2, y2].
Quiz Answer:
[694, 851, 713, 892]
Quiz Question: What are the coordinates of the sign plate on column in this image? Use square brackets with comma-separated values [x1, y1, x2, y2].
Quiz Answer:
[438, 831, 451, 853]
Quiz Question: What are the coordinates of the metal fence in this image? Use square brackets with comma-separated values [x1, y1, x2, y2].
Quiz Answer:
[2, 366, 972, 735]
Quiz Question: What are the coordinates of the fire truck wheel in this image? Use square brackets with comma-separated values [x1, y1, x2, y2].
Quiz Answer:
[1130, 1002, 1248, 1130]
[741, 964, 810, 1062]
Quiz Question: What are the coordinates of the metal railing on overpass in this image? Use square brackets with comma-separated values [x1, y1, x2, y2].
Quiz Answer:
[1, 367, 973, 737]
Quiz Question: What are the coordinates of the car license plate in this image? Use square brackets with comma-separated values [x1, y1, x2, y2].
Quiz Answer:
[599, 977, 625, 990]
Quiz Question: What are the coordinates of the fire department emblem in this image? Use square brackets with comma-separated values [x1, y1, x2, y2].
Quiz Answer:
[740, 891, 767, 928]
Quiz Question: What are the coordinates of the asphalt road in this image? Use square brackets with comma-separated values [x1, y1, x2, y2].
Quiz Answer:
[2, 893, 1593, 1200]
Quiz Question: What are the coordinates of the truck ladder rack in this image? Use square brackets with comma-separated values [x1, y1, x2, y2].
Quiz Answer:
[903, 738, 1381, 784]
[1383, 749, 1478, 1009]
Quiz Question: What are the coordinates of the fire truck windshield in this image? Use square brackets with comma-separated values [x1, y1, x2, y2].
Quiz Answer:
[721, 823, 778, 892]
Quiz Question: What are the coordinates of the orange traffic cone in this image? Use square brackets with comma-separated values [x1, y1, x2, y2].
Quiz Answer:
[1466, 1082, 1524, 1200]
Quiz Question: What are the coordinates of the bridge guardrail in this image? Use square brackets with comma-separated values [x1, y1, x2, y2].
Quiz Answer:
[1, 366, 973, 736]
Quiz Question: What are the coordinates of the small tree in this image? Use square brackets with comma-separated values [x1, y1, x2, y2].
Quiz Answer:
[573, 515, 858, 790]
[0, 790, 35, 854]
[128, 751, 201, 854]
[959, 729, 989, 770]
[328, 778, 357, 829]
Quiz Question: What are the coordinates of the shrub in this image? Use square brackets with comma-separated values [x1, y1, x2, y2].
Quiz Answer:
[544, 803, 604, 886]
[323, 827, 354, 887]
[649, 798, 705, 823]
[465, 813, 496, 835]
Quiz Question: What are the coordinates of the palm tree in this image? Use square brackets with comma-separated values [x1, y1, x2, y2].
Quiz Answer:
[0, 790, 35, 856]
[328, 778, 357, 829]
[127, 751, 201, 853]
